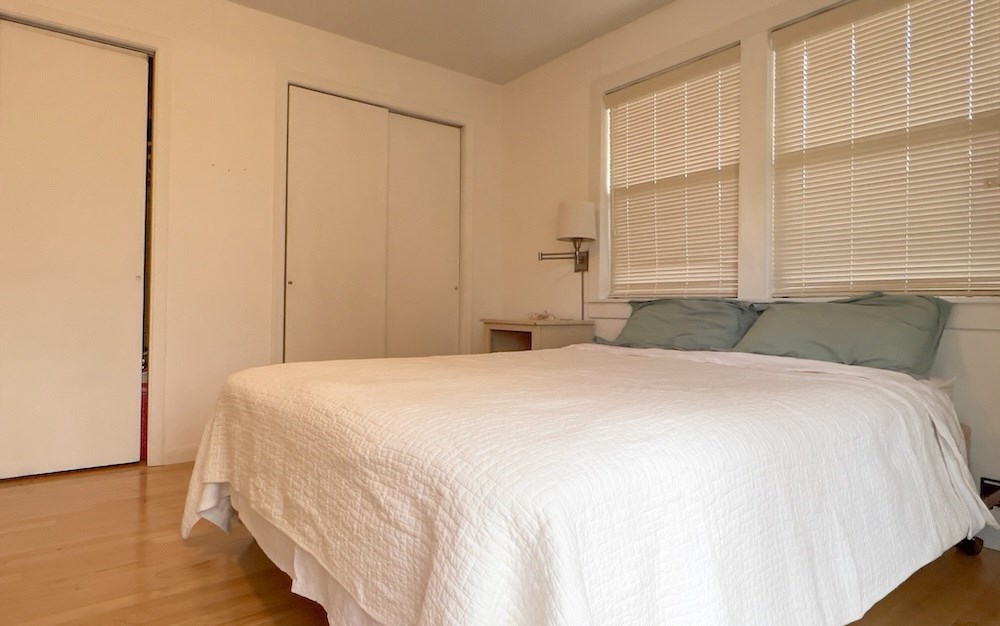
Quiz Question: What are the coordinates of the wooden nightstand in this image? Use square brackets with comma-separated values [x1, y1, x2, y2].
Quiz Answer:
[482, 319, 595, 352]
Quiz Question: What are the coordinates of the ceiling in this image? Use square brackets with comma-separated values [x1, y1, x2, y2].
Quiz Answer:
[226, 0, 676, 84]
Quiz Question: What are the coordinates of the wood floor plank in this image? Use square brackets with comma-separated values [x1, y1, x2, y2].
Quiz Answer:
[0, 462, 997, 625]
[0, 463, 326, 625]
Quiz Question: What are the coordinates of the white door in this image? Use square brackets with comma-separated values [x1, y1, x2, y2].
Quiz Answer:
[284, 88, 462, 362]
[386, 114, 461, 357]
[0, 21, 149, 478]
[285, 86, 389, 362]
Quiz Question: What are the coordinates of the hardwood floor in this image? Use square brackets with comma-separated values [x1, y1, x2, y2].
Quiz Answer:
[0, 462, 997, 625]
[0, 462, 326, 625]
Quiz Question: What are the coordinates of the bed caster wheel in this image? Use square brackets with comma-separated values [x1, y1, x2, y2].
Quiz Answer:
[956, 537, 984, 556]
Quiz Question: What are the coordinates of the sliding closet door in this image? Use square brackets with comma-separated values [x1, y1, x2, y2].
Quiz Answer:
[0, 21, 148, 478]
[386, 114, 461, 357]
[285, 87, 389, 362]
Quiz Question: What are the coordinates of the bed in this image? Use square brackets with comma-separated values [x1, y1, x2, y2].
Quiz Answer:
[182, 294, 996, 625]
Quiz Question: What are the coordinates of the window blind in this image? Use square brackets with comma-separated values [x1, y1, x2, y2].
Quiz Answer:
[606, 46, 741, 297]
[772, 0, 1000, 297]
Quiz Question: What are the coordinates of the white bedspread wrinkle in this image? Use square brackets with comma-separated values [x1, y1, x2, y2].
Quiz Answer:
[182, 345, 995, 626]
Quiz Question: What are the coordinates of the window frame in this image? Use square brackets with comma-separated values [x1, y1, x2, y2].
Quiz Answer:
[591, 0, 1000, 305]
[604, 45, 743, 298]
[770, 0, 1000, 298]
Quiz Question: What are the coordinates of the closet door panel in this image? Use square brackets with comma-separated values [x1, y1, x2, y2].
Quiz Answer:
[285, 87, 388, 362]
[0, 21, 148, 478]
[386, 114, 461, 357]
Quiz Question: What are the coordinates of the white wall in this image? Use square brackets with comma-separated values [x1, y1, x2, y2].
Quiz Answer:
[0, 0, 505, 464]
[500, 0, 1000, 547]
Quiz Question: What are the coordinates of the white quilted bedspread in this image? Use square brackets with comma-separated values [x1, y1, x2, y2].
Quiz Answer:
[182, 345, 995, 626]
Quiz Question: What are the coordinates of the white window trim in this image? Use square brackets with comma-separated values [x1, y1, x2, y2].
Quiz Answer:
[588, 5, 795, 304]
[588, 0, 1000, 307]
[605, 45, 742, 298]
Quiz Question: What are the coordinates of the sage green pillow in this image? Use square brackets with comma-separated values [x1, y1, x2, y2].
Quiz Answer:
[611, 298, 758, 351]
[733, 293, 951, 377]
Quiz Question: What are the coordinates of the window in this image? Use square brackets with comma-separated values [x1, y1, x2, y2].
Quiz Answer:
[772, 0, 1000, 297]
[606, 46, 741, 297]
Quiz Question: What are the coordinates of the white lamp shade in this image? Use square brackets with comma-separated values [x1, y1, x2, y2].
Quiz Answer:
[556, 201, 597, 241]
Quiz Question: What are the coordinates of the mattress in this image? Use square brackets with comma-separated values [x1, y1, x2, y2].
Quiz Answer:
[182, 344, 996, 625]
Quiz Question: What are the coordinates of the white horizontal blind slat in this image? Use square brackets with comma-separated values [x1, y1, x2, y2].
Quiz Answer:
[607, 47, 741, 297]
[772, 0, 1000, 297]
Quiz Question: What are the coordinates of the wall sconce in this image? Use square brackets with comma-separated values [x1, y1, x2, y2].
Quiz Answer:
[538, 201, 597, 319]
